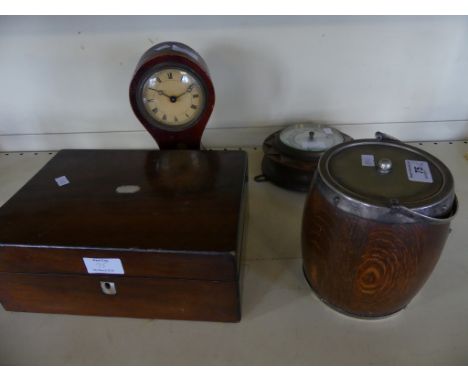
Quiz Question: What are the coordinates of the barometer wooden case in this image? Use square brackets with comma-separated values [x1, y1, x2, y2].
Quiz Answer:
[257, 123, 352, 192]
[0, 149, 248, 322]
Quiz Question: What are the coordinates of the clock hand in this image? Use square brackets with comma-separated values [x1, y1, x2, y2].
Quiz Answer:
[149, 88, 171, 99]
[174, 85, 194, 99]
[157, 90, 171, 98]
[158, 90, 178, 104]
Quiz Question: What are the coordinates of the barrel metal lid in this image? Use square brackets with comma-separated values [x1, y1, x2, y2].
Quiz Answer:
[318, 136, 455, 219]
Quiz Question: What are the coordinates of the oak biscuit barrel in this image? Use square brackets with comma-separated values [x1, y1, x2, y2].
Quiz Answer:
[301, 132, 458, 318]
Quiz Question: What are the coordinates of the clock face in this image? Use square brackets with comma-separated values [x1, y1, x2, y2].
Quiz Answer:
[141, 67, 206, 128]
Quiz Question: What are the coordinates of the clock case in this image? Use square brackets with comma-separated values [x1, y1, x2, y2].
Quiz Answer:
[129, 42, 215, 149]
[0, 149, 248, 322]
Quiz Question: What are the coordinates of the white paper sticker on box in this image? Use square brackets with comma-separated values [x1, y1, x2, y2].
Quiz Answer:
[55, 176, 70, 187]
[405, 160, 433, 183]
[361, 154, 375, 167]
[83, 258, 124, 275]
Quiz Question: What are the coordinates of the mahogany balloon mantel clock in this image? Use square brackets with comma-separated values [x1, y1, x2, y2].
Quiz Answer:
[129, 41, 215, 149]
[0, 40, 247, 324]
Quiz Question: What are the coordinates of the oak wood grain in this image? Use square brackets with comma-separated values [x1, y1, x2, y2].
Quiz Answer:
[302, 184, 451, 317]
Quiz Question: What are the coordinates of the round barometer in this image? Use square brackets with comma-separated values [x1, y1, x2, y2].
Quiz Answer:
[255, 123, 352, 192]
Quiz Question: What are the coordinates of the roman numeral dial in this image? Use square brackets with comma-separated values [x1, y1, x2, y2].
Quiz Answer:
[141, 67, 205, 127]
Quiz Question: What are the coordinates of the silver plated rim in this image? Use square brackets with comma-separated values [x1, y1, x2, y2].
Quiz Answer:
[315, 138, 457, 224]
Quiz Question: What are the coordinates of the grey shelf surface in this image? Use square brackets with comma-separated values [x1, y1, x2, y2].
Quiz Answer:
[0, 142, 467, 365]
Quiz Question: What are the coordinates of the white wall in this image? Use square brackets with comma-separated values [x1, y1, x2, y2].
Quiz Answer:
[0, 16, 467, 150]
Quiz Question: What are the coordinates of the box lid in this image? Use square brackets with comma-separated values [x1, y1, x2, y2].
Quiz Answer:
[0, 150, 248, 281]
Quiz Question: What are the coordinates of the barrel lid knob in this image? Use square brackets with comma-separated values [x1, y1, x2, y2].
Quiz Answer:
[377, 158, 392, 173]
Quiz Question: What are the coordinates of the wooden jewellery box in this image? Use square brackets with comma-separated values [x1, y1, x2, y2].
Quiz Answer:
[0, 149, 248, 322]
